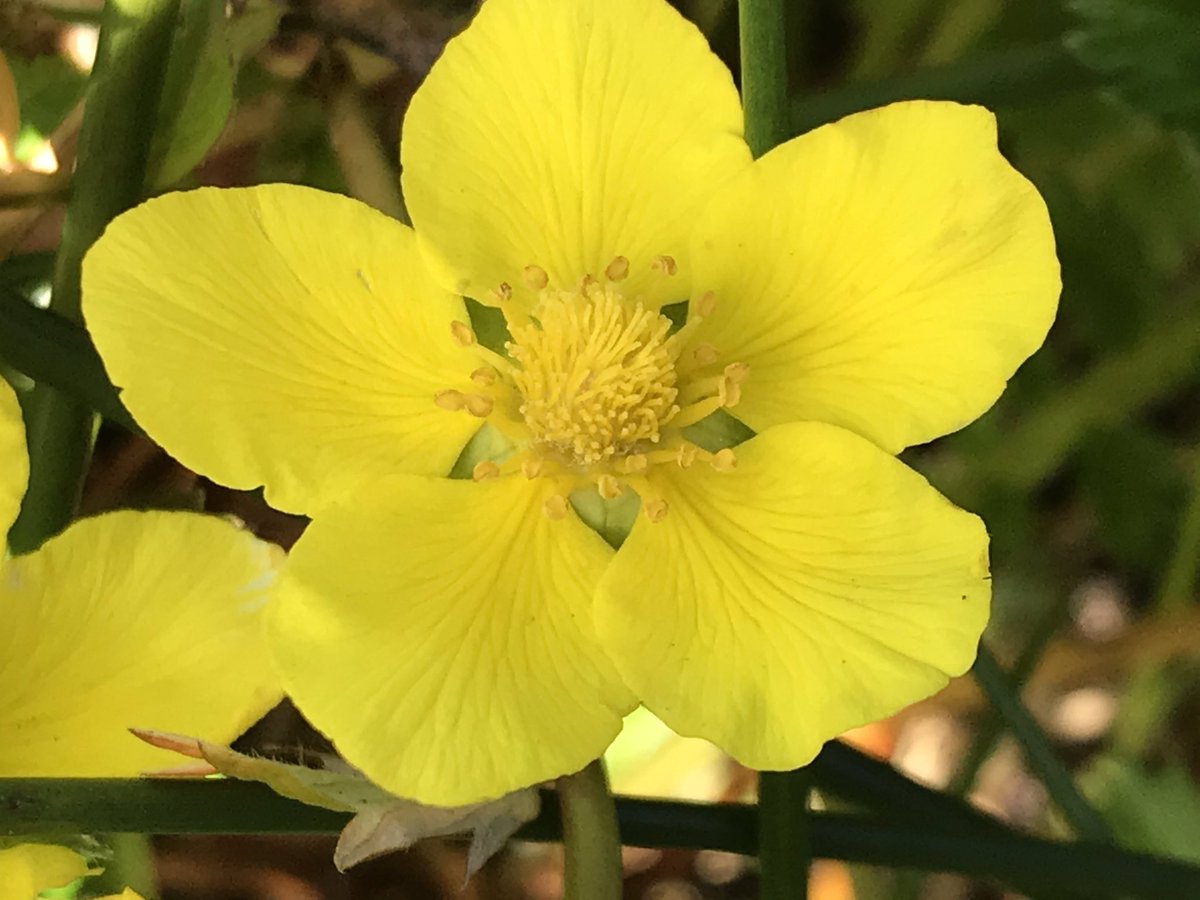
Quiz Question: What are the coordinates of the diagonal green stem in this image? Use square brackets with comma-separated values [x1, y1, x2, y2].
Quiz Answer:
[557, 759, 622, 900]
[972, 644, 1113, 843]
[738, 0, 790, 157]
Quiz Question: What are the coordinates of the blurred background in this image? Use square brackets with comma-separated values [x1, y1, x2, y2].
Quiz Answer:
[3, 0, 1200, 897]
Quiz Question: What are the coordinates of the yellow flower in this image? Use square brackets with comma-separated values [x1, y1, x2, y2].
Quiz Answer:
[0, 842, 98, 900]
[81, 0, 1058, 805]
[0, 379, 280, 776]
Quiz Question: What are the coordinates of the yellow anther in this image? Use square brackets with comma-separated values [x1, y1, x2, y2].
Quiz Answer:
[578, 273, 599, 295]
[651, 254, 678, 276]
[521, 457, 544, 479]
[450, 320, 475, 346]
[724, 362, 750, 384]
[470, 366, 498, 386]
[523, 264, 549, 290]
[676, 443, 698, 468]
[711, 448, 737, 472]
[543, 494, 569, 520]
[621, 453, 648, 475]
[694, 290, 717, 318]
[605, 256, 630, 281]
[722, 380, 742, 408]
[464, 394, 494, 418]
[643, 498, 669, 523]
[434, 389, 466, 411]
[692, 343, 720, 366]
[472, 460, 501, 481]
[597, 474, 622, 500]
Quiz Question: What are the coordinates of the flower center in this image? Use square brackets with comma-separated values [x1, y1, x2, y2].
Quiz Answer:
[508, 281, 680, 468]
[433, 256, 748, 522]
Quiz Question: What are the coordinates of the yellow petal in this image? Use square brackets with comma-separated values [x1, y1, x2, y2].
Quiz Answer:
[0, 379, 27, 541]
[596, 422, 990, 770]
[0, 843, 96, 900]
[691, 101, 1059, 453]
[82, 185, 481, 515]
[402, 0, 750, 310]
[271, 474, 634, 806]
[0, 510, 281, 776]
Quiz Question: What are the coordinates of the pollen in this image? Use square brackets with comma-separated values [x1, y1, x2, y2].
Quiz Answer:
[508, 283, 682, 468]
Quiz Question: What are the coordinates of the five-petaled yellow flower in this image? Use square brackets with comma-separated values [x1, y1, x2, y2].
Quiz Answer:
[82, 0, 1058, 805]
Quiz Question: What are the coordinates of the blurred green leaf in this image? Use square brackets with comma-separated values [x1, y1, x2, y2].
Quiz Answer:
[1082, 755, 1200, 861]
[1068, 0, 1200, 131]
[146, 0, 236, 188]
[6, 54, 86, 135]
[1079, 425, 1187, 575]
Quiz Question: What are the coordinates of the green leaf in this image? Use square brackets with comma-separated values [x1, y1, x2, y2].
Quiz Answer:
[6, 55, 86, 136]
[146, 0, 236, 188]
[1067, 0, 1200, 131]
[1082, 755, 1200, 861]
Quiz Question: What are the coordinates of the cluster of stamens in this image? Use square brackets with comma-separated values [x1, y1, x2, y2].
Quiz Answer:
[432, 256, 748, 522]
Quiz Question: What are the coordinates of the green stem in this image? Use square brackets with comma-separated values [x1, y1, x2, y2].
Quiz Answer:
[7, 0, 180, 552]
[557, 760, 622, 900]
[4, 781, 1200, 898]
[950, 600, 1067, 797]
[972, 644, 1113, 843]
[738, 0, 789, 157]
[758, 769, 812, 899]
[791, 40, 1099, 135]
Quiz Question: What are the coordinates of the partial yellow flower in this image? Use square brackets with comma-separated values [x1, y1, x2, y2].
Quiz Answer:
[0, 842, 98, 900]
[81, 0, 1058, 805]
[0, 379, 280, 775]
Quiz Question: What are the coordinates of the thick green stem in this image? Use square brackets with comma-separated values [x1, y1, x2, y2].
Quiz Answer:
[7, 0, 180, 552]
[972, 645, 1113, 843]
[758, 769, 812, 899]
[4, 781, 1200, 897]
[738, 0, 789, 157]
[557, 760, 622, 900]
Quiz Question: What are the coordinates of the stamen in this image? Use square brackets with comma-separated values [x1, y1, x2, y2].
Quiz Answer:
[471, 366, 498, 386]
[597, 474, 623, 500]
[464, 394, 494, 418]
[509, 288, 682, 468]
[643, 497, 669, 523]
[692, 343, 720, 366]
[616, 453, 648, 475]
[651, 255, 677, 276]
[694, 291, 717, 318]
[605, 256, 630, 281]
[450, 320, 475, 347]
[724, 362, 750, 384]
[473, 460, 501, 481]
[434, 389, 466, 411]
[521, 457, 544, 479]
[523, 265, 549, 290]
[543, 494, 569, 520]
[677, 443, 698, 468]
[711, 448, 737, 472]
